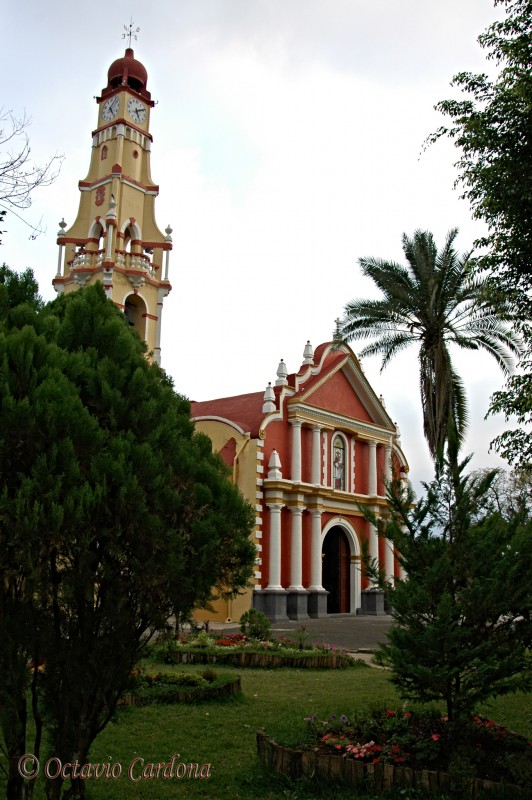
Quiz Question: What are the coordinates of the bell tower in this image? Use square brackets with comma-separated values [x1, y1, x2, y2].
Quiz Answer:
[53, 46, 172, 365]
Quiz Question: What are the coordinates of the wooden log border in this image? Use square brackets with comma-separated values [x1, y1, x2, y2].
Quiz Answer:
[119, 676, 241, 706]
[168, 650, 353, 669]
[256, 730, 528, 797]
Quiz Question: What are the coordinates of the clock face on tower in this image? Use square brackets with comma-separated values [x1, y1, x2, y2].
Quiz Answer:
[127, 98, 147, 124]
[102, 96, 119, 122]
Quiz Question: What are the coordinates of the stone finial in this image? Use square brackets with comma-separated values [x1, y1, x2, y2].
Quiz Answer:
[395, 422, 401, 444]
[107, 194, 117, 220]
[57, 218, 67, 237]
[267, 449, 282, 479]
[165, 225, 173, 242]
[262, 382, 276, 413]
[302, 340, 314, 365]
[275, 358, 288, 386]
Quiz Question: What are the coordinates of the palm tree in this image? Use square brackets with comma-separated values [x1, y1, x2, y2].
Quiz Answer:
[337, 229, 522, 464]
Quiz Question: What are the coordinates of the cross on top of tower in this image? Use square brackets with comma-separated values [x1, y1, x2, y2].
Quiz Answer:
[123, 19, 140, 48]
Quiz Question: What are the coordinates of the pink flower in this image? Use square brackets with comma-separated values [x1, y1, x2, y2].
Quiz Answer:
[431, 734, 440, 742]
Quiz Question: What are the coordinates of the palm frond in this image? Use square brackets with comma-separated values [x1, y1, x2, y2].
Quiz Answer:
[358, 333, 416, 370]
[336, 227, 521, 465]
[450, 368, 468, 451]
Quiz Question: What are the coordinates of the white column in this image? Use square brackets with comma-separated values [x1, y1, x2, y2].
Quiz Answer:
[384, 442, 392, 489]
[267, 503, 284, 590]
[56, 219, 67, 277]
[105, 225, 114, 260]
[164, 225, 173, 280]
[322, 431, 328, 486]
[311, 426, 322, 485]
[398, 525, 407, 581]
[368, 440, 377, 496]
[290, 420, 302, 482]
[384, 539, 395, 584]
[351, 435, 356, 493]
[153, 306, 162, 366]
[368, 518, 379, 586]
[56, 245, 64, 277]
[288, 507, 304, 590]
[308, 509, 323, 590]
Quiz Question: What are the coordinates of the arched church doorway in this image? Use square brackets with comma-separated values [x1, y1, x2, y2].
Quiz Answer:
[322, 526, 350, 613]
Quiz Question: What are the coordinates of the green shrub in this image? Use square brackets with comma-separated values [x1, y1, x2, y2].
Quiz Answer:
[134, 671, 207, 688]
[189, 629, 213, 648]
[202, 667, 218, 683]
[239, 608, 271, 640]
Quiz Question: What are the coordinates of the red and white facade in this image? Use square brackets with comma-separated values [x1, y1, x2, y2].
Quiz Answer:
[192, 340, 408, 621]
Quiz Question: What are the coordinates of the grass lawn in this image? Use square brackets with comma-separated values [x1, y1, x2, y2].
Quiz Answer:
[1, 662, 530, 799]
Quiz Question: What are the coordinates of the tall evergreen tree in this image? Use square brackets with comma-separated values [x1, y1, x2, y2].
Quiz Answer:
[430, 0, 532, 468]
[367, 464, 532, 726]
[0, 279, 255, 800]
[336, 229, 521, 464]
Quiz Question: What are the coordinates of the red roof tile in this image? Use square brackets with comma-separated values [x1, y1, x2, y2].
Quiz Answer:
[191, 391, 266, 437]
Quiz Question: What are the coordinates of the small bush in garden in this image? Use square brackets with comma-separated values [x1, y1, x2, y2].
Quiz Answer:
[190, 629, 214, 648]
[202, 668, 218, 683]
[133, 670, 207, 689]
[291, 626, 311, 650]
[239, 608, 271, 640]
[298, 706, 532, 786]
[159, 639, 181, 664]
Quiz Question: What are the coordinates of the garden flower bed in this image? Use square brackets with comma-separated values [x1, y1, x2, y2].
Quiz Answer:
[257, 707, 532, 796]
[119, 669, 241, 706]
[157, 632, 355, 669]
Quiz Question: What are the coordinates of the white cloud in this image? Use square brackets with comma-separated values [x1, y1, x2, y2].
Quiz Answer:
[0, 0, 517, 491]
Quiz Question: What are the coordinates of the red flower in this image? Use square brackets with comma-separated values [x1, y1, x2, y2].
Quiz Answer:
[386, 710, 395, 717]
[431, 734, 440, 742]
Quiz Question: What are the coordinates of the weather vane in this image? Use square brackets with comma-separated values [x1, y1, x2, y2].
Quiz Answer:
[123, 19, 140, 48]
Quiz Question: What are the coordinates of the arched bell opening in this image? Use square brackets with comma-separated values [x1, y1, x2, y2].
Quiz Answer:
[87, 219, 106, 258]
[124, 225, 134, 253]
[121, 221, 142, 257]
[123, 293, 146, 340]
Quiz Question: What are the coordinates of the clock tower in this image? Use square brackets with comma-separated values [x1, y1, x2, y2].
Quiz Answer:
[53, 47, 172, 365]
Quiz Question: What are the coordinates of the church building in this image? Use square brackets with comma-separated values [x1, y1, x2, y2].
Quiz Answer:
[52, 45, 409, 623]
[192, 342, 408, 622]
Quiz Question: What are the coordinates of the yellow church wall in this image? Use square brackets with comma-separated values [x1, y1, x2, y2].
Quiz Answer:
[192, 419, 259, 624]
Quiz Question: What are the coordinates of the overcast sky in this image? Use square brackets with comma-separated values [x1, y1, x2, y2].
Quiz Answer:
[2, 0, 514, 491]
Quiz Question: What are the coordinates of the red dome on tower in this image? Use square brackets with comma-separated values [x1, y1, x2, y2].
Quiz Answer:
[100, 48, 152, 103]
